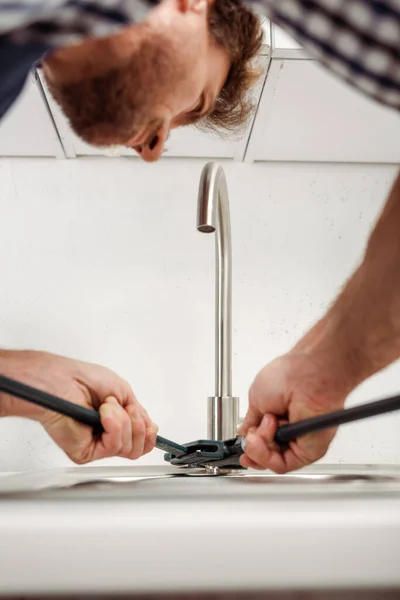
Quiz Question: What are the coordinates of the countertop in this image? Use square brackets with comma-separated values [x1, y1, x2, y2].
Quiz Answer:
[1, 464, 400, 595]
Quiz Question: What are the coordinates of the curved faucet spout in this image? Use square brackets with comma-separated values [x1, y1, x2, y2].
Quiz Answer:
[197, 163, 232, 398]
[197, 162, 239, 440]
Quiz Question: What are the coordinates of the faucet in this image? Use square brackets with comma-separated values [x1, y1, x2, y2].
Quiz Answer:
[197, 162, 239, 441]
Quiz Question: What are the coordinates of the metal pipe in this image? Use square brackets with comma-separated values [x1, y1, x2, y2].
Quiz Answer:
[197, 162, 239, 440]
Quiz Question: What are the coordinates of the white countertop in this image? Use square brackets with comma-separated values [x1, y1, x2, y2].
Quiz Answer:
[1, 464, 400, 595]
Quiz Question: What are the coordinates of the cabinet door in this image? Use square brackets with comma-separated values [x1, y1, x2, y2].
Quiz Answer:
[246, 59, 400, 163]
[0, 74, 63, 157]
[38, 56, 269, 160]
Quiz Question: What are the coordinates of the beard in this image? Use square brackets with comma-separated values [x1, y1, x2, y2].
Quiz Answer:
[44, 36, 175, 148]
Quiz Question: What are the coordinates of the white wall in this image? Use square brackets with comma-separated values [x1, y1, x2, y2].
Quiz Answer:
[0, 157, 398, 471]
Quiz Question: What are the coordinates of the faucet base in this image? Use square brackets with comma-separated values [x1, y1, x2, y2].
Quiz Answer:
[207, 396, 240, 440]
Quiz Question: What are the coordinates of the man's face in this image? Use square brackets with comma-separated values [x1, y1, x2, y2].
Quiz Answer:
[43, 0, 230, 162]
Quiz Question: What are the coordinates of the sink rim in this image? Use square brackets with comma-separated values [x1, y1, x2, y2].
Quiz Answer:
[2, 463, 400, 499]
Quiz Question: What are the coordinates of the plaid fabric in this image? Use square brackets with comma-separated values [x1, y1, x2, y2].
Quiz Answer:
[0, 0, 399, 110]
[0, 1, 156, 45]
[256, 0, 400, 111]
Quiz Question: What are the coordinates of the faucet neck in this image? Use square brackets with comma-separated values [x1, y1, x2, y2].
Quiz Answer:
[197, 162, 238, 439]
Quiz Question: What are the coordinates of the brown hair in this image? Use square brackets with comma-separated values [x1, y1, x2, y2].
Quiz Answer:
[203, 0, 263, 134]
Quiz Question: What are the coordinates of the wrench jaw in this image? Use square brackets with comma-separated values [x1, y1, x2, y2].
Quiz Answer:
[203, 437, 246, 470]
[164, 440, 225, 467]
[163, 437, 246, 471]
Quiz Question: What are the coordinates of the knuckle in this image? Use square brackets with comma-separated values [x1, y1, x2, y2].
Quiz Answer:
[114, 407, 126, 424]
[68, 453, 86, 465]
[103, 436, 123, 456]
[69, 455, 81, 464]
[144, 435, 157, 453]
[147, 423, 158, 437]
[111, 422, 123, 440]
[129, 444, 143, 459]
[120, 408, 131, 426]
[118, 448, 132, 459]
[110, 445, 123, 457]
[133, 417, 146, 437]
[256, 463, 268, 471]
[120, 376, 132, 390]
[120, 378, 135, 401]
[142, 443, 153, 456]
[271, 463, 287, 474]
[257, 458, 270, 470]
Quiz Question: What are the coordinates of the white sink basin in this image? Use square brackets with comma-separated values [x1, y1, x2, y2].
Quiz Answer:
[1, 464, 400, 594]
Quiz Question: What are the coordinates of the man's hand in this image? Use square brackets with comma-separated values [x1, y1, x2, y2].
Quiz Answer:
[237, 352, 348, 473]
[239, 171, 400, 474]
[0, 350, 158, 464]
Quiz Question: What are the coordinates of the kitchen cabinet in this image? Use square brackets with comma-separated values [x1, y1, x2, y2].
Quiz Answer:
[38, 56, 269, 160]
[0, 74, 63, 157]
[246, 59, 400, 163]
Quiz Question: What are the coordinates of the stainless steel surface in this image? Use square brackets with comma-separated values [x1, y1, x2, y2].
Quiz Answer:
[197, 162, 239, 440]
[207, 395, 240, 441]
[2, 464, 400, 498]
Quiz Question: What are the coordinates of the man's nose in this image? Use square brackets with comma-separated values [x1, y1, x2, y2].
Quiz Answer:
[133, 128, 168, 162]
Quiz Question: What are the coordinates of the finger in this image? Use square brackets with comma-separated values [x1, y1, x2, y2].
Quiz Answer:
[258, 413, 282, 452]
[249, 414, 318, 474]
[138, 404, 154, 432]
[239, 454, 260, 470]
[97, 397, 124, 457]
[126, 404, 146, 459]
[237, 406, 263, 436]
[246, 414, 303, 475]
[107, 397, 133, 457]
[143, 423, 159, 455]
[138, 404, 151, 423]
[137, 405, 159, 455]
[244, 416, 278, 470]
[244, 415, 291, 473]
[237, 378, 268, 436]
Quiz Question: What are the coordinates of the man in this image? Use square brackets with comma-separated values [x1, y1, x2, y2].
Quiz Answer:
[0, 0, 399, 471]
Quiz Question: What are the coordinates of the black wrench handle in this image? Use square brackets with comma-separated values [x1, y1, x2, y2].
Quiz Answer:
[275, 393, 400, 445]
[0, 373, 103, 432]
[0, 373, 187, 455]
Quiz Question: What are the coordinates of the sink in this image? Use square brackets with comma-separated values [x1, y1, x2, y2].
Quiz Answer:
[2, 464, 400, 594]
[2, 464, 400, 499]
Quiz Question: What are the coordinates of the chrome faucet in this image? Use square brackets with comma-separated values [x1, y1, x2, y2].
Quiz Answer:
[197, 162, 239, 440]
